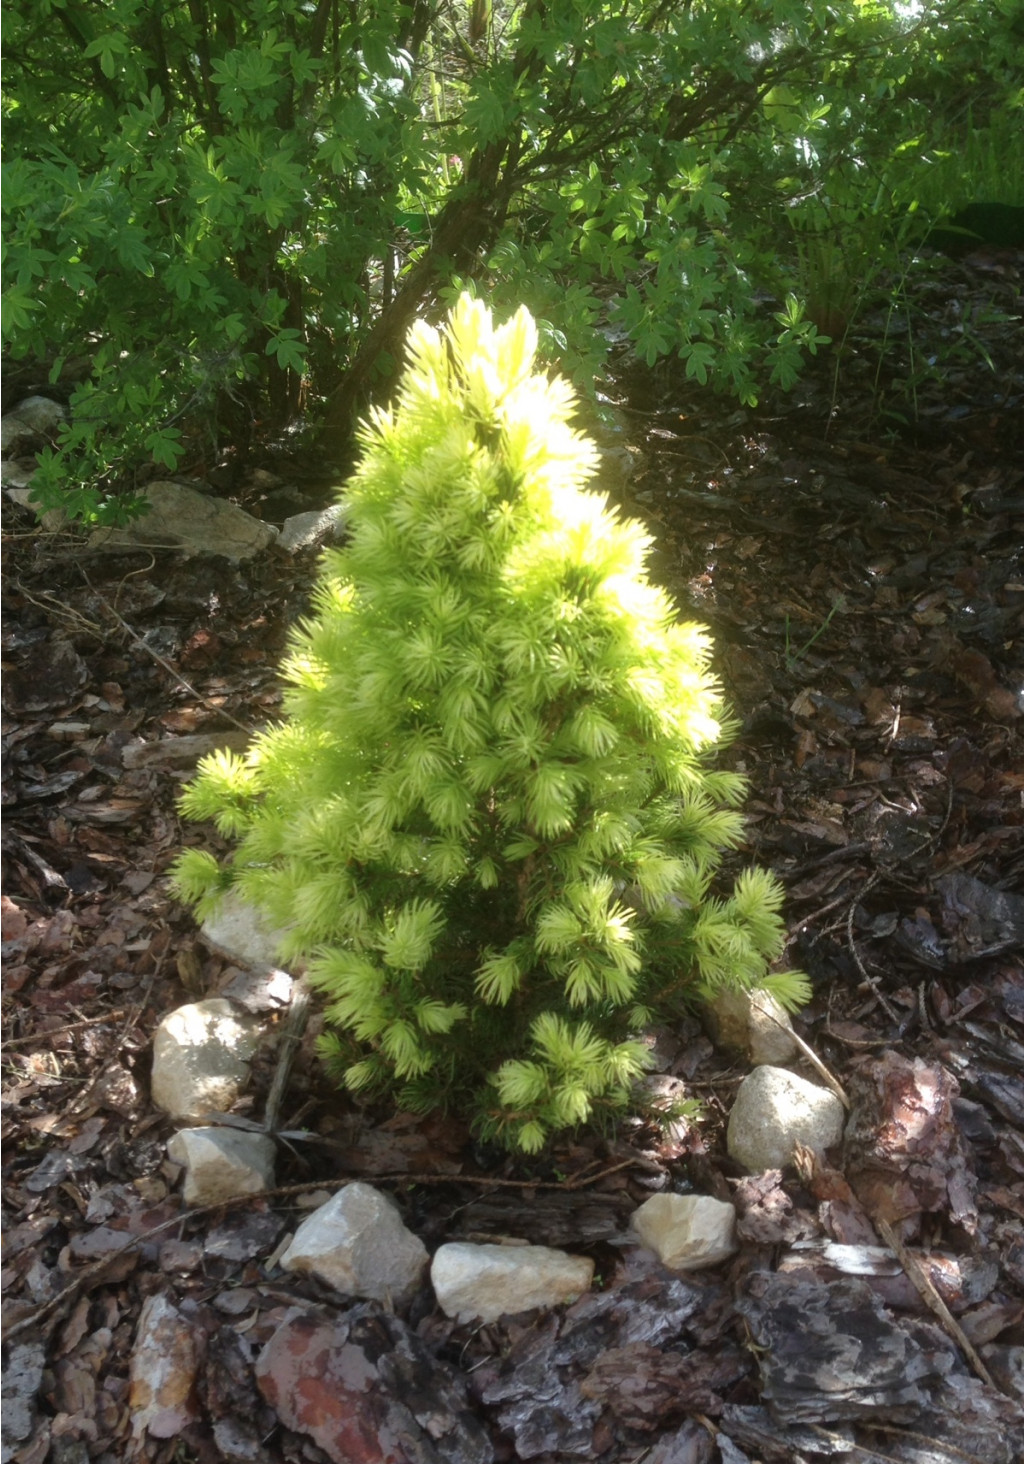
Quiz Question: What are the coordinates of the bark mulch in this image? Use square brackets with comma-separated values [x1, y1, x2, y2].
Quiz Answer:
[2, 245, 1022, 1463]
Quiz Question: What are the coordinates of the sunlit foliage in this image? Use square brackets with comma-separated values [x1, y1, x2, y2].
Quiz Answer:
[173, 295, 808, 1151]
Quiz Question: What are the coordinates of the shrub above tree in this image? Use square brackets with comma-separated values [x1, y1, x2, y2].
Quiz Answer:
[4, 0, 1015, 521]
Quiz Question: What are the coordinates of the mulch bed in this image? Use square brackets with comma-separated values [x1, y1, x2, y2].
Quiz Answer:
[2, 244, 1022, 1464]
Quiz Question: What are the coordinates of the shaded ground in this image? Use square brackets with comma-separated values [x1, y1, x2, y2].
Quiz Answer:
[2, 244, 1023, 1464]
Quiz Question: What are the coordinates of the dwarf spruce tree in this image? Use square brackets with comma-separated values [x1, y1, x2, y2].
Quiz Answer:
[173, 295, 805, 1152]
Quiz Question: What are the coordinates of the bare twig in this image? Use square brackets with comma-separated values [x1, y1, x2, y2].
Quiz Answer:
[845, 872, 901, 1024]
[78, 567, 253, 734]
[262, 978, 312, 1136]
[761, 1007, 850, 1109]
[2, 1009, 128, 1049]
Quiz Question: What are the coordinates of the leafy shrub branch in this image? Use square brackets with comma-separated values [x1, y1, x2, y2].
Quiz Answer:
[3, 0, 1016, 520]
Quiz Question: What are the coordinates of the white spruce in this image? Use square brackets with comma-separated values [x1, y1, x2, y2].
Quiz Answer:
[174, 295, 807, 1152]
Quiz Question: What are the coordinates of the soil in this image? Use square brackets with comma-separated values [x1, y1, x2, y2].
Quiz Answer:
[2, 243, 1022, 1464]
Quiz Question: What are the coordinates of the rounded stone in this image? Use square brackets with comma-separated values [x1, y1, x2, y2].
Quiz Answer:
[706, 986, 799, 1065]
[631, 1193, 738, 1271]
[727, 1064, 845, 1172]
[151, 998, 261, 1119]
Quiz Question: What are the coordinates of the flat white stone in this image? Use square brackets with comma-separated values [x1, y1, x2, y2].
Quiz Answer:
[631, 1193, 737, 1272]
[89, 480, 278, 562]
[727, 1064, 845, 1172]
[167, 1127, 276, 1206]
[278, 503, 348, 552]
[431, 1241, 594, 1323]
[151, 998, 262, 1119]
[279, 1182, 428, 1306]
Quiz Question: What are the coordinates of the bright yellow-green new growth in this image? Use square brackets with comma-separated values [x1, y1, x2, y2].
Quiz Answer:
[173, 294, 807, 1152]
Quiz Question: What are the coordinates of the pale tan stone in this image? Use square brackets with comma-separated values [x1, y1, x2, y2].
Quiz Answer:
[431, 1241, 594, 1323]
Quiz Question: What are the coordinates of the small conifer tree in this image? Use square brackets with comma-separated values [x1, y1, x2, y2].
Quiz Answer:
[173, 295, 807, 1153]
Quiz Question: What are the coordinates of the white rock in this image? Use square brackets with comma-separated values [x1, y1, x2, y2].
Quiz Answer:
[2, 418, 33, 456]
[2, 400, 65, 455]
[279, 1182, 428, 1305]
[431, 1241, 594, 1324]
[10, 396, 67, 433]
[631, 1193, 737, 1272]
[200, 889, 291, 970]
[6, 483, 68, 531]
[707, 986, 799, 1065]
[167, 1127, 276, 1206]
[90, 480, 278, 562]
[151, 999, 262, 1119]
[3, 461, 38, 486]
[727, 1064, 845, 1172]
[278, 503, 348, 552]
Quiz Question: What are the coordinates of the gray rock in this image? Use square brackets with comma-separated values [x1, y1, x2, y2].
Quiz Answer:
[707, 987, 799, 1065]
[279, 1183, 429, 1306]
[5, 482, 68, 530]
[431, 1241, 594, 1324]
[278, 502, 348, 552]
[1, 1342, 45, 1460]
[200, 889, 291, 971]
[2, 398, 65, 456]
[727, 1065, 845, 1172]
[9, 396, 67, 433]
[151, 998, 262, 1119]
[122, 731, 251, 771]
[1, 417, 30, 456]
[3, 462, 39, 487]
[167, 1127, 276, 1206]
[89, 480, 278, 562]
[631, 1193, 738, 1272]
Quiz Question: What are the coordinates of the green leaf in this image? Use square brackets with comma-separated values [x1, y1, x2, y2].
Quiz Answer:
[1, 285, 39, 337]
[265, 327, 306, 374]
[462, 84, 506, 144]
[682, 342, 715, 384]
[84, 32, 128, 79]
[144, 426, 183, 469]
[116, 227, 154, 276]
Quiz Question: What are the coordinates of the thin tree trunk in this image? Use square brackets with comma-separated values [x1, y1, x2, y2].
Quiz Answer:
[319, 151, 514, 453]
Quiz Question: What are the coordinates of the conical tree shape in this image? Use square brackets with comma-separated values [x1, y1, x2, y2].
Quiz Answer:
[173, 294, 806, 1152]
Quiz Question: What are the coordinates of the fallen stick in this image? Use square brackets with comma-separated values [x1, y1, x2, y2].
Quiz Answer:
[875, 1216, 996, 1392]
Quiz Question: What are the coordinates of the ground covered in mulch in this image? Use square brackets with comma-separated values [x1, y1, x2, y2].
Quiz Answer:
[2, 244, 1023, 1464]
